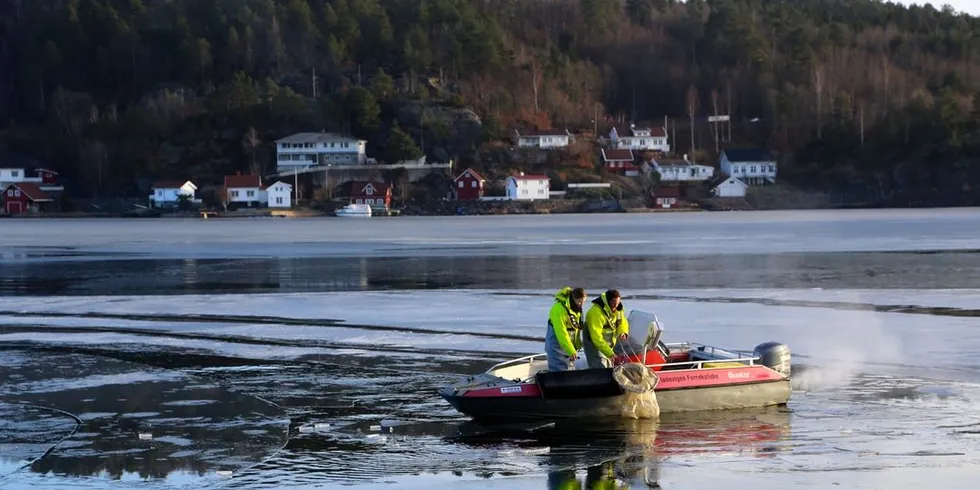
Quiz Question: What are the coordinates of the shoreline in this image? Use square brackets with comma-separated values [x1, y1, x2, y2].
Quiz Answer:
[1, 201, 967, 219]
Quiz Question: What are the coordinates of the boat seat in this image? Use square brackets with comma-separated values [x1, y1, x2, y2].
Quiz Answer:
[702, 361, 746, 369]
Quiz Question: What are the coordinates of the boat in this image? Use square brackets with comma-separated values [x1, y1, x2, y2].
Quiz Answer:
[334, 203, 372, 217]
[439, 310, 792, 422]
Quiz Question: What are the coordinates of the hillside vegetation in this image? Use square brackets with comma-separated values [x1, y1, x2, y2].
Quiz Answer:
[1, 0, 979, 205]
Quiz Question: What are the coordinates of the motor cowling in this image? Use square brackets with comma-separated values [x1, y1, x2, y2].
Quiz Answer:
[753, 342, 791, 377]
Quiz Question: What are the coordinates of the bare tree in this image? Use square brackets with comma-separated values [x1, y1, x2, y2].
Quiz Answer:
[242, 126, 260, 175]
[813, 64, 824, 138]
[686, 85, 698, 159]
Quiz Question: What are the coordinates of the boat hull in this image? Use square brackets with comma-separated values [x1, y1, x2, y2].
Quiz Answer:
[441, 379, 791, 422]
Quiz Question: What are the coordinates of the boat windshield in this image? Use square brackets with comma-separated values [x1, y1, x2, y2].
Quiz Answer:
[620, 310, 663, 354]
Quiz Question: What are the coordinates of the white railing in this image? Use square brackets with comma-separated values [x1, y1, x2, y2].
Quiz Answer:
[486, 353, 547, 373]
[485, 345, 763, 374]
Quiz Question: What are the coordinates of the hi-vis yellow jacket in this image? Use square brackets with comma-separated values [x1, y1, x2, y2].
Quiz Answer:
[585, 291, 630, 358]
[548, 287, 584, 357]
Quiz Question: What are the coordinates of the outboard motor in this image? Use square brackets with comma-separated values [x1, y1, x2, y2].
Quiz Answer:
[753, 342, 791, 377]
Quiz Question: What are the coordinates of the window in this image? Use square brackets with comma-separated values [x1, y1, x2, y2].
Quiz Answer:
[365, 187, 374, 195]
[14, 190, 20, 197]
[522, 189, 528, 195]
[458, 181, 464, 188]
[276, 197, 283, 204]
[471, 181, 477, 188]
[231, 190, 239, 197]
[246, 190, 254, 197]
[156, 190, 163, 197]
[11, 171, 18, 178]
[750, 166, 756, 173]
[538, 189, 544, 195]
[769, 165, 775, 172]
[6, 190, 12, 197]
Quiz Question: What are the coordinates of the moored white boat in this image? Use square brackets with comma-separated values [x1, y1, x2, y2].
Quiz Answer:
[334, 203, 372, 217]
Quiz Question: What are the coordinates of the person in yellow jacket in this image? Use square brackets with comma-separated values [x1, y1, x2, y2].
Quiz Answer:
[584, 289, 630, 369]
[545, 287, 588, 371]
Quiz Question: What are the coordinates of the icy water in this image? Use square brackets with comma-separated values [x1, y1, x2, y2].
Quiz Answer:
[2, 209, 980, 489]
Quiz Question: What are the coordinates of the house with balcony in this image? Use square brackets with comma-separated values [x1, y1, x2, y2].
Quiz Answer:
[275, 132, 369, 174]
[719, 149, 777, 185]
[0, 150, 65, 200]
[514, 129, 570, 149]
[645, 156, 714, 183]
[608, 124, 670, 153]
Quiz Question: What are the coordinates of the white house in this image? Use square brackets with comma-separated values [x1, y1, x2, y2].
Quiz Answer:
[711, 176, 749, 198]
[266, 181, 293, 208]
[275, 132, 369, 173]
[150, 180, 198, 208]
[646, 156, 714, 183]
[0, 150, 64, 194]
[515, 129, 570, 149]
[719, 149, 777, 185]
[506, 173, 550, 200]
[608, 124, 670, 153]
[224, 174, 264, 207]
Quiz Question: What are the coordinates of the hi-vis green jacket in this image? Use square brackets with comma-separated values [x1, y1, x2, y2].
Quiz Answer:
[585, 291, 630, 358]
[548, 287, 584, 357]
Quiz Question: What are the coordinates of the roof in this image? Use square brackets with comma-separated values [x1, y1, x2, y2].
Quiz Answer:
[4, 183, 52, 201]
[653, 158, 690, 167]
[152, 180, 196, 189]
[723, 148, 774, 162]
[348, 181, 390, 196]
[275, 132, 365, 144]
[517, 129, 569, 137]
[612, 125, 667, 137]
[601, 149, 634, 162]
[651, 187, 681, 198]
[224, 174, 262, 188]
[454, 168, 486, 182]
[264, 181, 292, 190]
[710, 176, 748, 188]
[510, 174, 549, 181]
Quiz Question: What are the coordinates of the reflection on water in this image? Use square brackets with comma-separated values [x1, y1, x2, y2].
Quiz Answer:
[0, 351, 288, 485]
[449, 408, 792, 489]
[2, 251, 980, 296]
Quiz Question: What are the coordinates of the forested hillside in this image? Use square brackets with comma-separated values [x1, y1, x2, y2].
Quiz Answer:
[1, 0, 979, 204]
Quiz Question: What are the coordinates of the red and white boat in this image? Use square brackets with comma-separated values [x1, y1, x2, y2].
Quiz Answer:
[440, 311, 792, 421]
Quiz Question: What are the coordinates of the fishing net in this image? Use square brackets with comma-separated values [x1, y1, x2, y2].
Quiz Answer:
[612, 362, 660, 419]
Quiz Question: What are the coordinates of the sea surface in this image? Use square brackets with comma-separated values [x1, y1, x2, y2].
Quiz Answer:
[2, 209, 980, 489]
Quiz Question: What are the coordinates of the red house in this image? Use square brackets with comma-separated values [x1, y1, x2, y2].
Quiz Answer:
[348, 181, 391, 210]
[601, 148, 637, 175]
[3, 183, 53, 214]
[454, 168, 485, 200]
[651, 186, 681, 209]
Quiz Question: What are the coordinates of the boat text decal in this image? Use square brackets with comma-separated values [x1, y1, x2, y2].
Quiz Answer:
[500, 386, 523, 394]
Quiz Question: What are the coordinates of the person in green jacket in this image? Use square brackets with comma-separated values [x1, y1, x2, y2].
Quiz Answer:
[545, 286, 588, 371]
[584, 289, 630, 369]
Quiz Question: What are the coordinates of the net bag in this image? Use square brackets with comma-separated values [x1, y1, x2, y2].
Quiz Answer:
[612, 362, 660, 419]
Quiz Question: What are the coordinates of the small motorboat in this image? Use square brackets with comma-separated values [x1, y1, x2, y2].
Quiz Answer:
[439, 310, 792, 422]
[334, 203, 372, 217]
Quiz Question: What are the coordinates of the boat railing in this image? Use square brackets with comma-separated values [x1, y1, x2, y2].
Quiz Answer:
[644, 356, 760, 370]
[486, 353, 548, 373]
